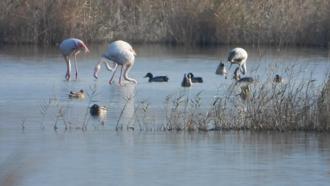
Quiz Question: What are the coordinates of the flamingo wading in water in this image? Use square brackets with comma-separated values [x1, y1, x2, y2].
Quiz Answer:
[93, 40, 137, 85]
[59, 38, 89, 80]
[227, 48, 248, 75]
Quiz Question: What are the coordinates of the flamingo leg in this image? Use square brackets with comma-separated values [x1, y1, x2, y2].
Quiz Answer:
[119, 65, 124, 85]
[74, 53, 78, 80]
[64, 55, 71, 80]
[109, 66, 118, 85]
[123, 65, 129, 81]
[240, 63, 246, 75]
[122, 62, 137, 84]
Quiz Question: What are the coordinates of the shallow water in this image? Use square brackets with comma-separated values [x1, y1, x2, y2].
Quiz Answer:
[0, 45, 329, 129]
[1, 130, 330, 186]
[0, 45, 330, 185]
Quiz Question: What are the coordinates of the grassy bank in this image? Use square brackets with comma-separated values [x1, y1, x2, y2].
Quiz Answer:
[1, 0, 330, 46]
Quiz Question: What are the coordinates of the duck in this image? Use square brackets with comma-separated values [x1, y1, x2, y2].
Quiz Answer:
[237, 77, 255, 84]
[233, 67, 255, 85]
[273, 74, 283, 83]
[239, 85, 252, 101]
[90, 104, 107, 117]
[181, 73, 192, 87]
[68, 89, 85, 99]
[215, 61, 227, 77]
[144, 72, 169, 82]
[187, 73, 203, 83]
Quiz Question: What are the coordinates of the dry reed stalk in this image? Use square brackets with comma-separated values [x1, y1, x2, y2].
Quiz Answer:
[1, 0, 329, 46]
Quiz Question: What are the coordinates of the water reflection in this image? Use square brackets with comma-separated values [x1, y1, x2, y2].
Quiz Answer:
[108, 83, 136, 130]
[1, 131, 329, 186]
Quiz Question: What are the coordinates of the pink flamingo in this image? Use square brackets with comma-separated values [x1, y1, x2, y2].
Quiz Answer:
[227, 47, 248, 75]
[93, 40, 137, 85]
[59, 38, 89, 80]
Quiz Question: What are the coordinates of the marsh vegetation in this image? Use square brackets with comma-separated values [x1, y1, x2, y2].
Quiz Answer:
[36, 68, 330, 132]
[1, 0, 330, 46]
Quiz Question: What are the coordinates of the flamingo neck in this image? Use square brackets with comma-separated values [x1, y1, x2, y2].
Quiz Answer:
[94, 58, 117, 79]
[78, 42, 89, 53]
[123, 64, 137, 84]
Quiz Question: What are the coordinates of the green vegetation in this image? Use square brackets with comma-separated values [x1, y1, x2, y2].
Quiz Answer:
[1, 0, 329, 46]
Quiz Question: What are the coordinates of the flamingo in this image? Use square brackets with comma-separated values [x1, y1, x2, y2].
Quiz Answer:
[59, 38, 89, 80]
[227, 48, 248, 75]
[93, 40, 137, 85]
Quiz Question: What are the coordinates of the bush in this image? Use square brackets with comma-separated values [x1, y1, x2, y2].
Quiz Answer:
[1, 0, 329, 46]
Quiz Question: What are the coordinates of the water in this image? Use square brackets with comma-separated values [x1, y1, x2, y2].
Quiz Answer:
[1, 130, 330, 186]
[0, 45, 329, 129]
[0, 45, 330, 185]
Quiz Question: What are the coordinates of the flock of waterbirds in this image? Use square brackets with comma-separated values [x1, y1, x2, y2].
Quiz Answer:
[60, 38, 283, 117]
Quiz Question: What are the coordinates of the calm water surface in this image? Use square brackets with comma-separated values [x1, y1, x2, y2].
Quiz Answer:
[0, 45, 330, 185]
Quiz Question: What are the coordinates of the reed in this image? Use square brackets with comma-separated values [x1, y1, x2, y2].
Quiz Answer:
[33, 67, 329, 132]
[158, 73, 330, 132]
[1, 0, 329, 46]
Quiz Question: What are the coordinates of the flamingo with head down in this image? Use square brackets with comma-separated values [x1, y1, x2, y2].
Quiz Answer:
[59, 38, 89, 80]
[227, 47, 248, 75]
[93, 40, 137, 85]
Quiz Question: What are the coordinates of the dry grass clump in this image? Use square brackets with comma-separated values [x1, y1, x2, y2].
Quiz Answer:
[160, 73, 330, 132]
[1, 0, 330, 46]
[162, 92, 212, 131]
[32, 69, 329, 132]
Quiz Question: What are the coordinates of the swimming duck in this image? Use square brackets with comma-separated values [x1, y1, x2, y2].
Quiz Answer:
[273, 74, 283, 83]
[233, 67, 255, 85]
[90, 104, 107, 117]
[144, 72, 169, 82]
[237, 77, 255, 84]
[69, 89, 85, 99]
[239, 85, 252, 101]
[215, 61, 227, 77]
[181, 73, 192, 87]
[187, 73, 203, 83]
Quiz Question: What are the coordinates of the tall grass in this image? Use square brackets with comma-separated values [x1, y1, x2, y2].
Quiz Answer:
[1, 0, 330, 46]
[33, 68, 329, 132]
[158, 74, 330, 132]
